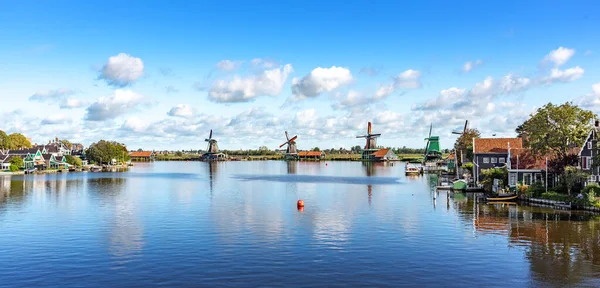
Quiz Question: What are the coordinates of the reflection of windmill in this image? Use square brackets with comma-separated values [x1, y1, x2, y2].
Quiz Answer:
[201, 129, 227, 161]
[363, 162, 376, 176]
[280, 131, 298, 160]
[286, 161, 297, 174]
[368, 185, 372, 206]
[423, 123, 442, 163]
[452, 120, 469, 165]
[356, 122, 381, 160]
[208, 161, 218, 198]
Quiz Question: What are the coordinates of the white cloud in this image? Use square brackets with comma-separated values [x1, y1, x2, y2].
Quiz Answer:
[468, 76, 494, 97]
[208, 64, 293, 103]
[29, 88, 74, 102]
[291, 66, 353, 99]
[331, 90, 368, 110]
[99, 53, 144, 87]
[85, 89, 148, 121]
[373, 84, 395, 100]
[543, 47, 575, 67]
[41, 114, 71, 125]
[59, 98, 86, 109]
[394, 69, 421, 89]
[120, 117, 149, 133]
[499, 74, 531, 94]
[463, 59, 482, 72]
[577, 83, 600, 110]
[167, 104, 195, 118]
[412, 87, 466, 111]
[593, 83, 600, 96]
[250, 58, 278, 69]
[542, 66, 584, 83]
[216, 60, 242, 72]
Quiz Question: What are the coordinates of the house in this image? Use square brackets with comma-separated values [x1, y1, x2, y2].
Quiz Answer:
[368, 148, 398, 161]
[507, 148, 553, 188]
[298, 151, 325, 160]
[0, 152, 10, 170]
[130, 151, 155, 161]
[579, 120, 600, 185]
[473, 138, 523, 182]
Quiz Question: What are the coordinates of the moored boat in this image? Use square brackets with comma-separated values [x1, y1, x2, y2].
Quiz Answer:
[486, 194, 518, 201]
[405, 165, 420, 176]
[452, 179, 467, 191]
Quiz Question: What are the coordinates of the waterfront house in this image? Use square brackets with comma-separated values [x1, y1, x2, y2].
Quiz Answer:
[473, 138, 523, 182]
[579, 120, 600, 185]
[507, 148, 555, 188]
[298, 151, 325, 160]
[130, 151, 155, 161]
[368, 148, 398, 161]
[0, 152, 10, 170]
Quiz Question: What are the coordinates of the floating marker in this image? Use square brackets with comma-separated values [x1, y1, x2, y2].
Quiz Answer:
[297, 200, 305, 207]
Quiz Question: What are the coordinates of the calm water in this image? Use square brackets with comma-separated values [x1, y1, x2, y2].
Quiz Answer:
[1, 161, 600, 287]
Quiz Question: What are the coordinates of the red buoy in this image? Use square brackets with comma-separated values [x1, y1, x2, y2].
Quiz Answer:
[297, 200, 305, 208]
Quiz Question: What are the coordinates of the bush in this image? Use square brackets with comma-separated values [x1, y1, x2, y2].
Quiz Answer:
[9, 164, 19, 172]
[526, 182, 546, 197]
[540, 191, 571, 202]
[65, 155, 82, 167]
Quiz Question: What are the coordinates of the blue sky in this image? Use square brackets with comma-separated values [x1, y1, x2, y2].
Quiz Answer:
[1, 0, 599, 151]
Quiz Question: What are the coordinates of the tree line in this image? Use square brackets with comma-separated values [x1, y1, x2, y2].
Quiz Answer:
[0, 130, 32, 150]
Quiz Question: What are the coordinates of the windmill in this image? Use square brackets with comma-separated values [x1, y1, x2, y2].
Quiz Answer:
[356, 122, 381, 151]
[280, 131, 298, 159]
[205, 129, 219, 154]
[423, 123, 442, 163]
[452, 120, 469, 165]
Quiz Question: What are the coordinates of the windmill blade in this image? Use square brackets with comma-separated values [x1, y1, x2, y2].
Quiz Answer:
[356, 135, 368, 138]
[288, 135, 298, 143]
[367, 122, 372, 135]
[285, 131, 290, 141]
[428, 123, 433, 138]
[370, 134, 382, 137]
[463, 120, 468, 134]
[209, 129, 213, 140]
[279, 142, 288, 148]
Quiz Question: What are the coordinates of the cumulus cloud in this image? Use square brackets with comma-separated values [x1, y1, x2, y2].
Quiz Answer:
[216, 60, 242, 72]
[542, 66, 584, 83]
[360, 67, 381, 76]
[331, 90, 369, 110]
[250, 58, 278, 69]
[577, 83, 600, 110]
[373, 84, 396, 100]
[543, 47, 575, 67]
[167, 104, 195, 118]
[85, 89, 149, 121]
[412, 87, 466, 111]
[59, 98, 86, 109]
[120, 117, 149, 133]
[41, 114, 71, 125]
[208, 64, 293, 103]
[29, 88, 74, 102]
[463, 59, 482, 72]
[498, 74, 531, 94]
[291, 66, 353, 99]
[98, 53, 144, 87]
[468, 76, 494, 97]
[227, 107, 272, 126]
[394, 69, 421, 89]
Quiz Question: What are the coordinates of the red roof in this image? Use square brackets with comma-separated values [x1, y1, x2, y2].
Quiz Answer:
[298, 151, 324, 157]
[130, 151, 153, 157]
[371, 148, 391, 158]
[509, 147, 579, 170]
[474, 138, 523, 154]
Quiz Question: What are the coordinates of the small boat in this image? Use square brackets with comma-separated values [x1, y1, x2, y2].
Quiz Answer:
[452, 179, 468, 191]
[405, 165, 420, 176]
[486, 194, 518, 201]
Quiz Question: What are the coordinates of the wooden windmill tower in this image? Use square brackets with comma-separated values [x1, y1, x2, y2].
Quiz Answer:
[201, 129, 226, 161]
[279, 131, 298, 160]
[356, 122, 381, 160]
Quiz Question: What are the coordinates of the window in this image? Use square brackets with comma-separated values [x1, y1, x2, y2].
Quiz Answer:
[582, 157, 591, 169]
[509, 173, 517, 187]
[590, 175, 596, 182]
[588, 142, 592, 150]
[483, 157, 489, 164]
[499, 157, 505, 164]
[535, 173, 543, 184]
[523, 173, 533, 185]
[491, 157, 497, 164]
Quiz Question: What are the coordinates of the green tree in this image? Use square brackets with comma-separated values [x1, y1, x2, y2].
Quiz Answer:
[0, 130, 8, 150]
[562, 166, 588, 195]
[175, 151, 183, 157]
[480, 167, 508, 193]
[453, 128, 480, 165]
[10, 156, 24, 169]
[86, 140, 130, 164]
[516, 102, 595, 161]
[65, 155, 82, 167]
[312, 147, 320, 152]
[7, 133, 32, 150]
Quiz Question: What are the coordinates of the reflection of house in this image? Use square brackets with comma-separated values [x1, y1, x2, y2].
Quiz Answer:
[298, 151, 325, 160]
[129, 151, 155, 161]
[473, 138, 523, 182]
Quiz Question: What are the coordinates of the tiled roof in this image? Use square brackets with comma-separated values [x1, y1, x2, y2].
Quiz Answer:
[509, 147, 579, 170]
[371, 148, 391, 158]
[474, 138, 523, 154]
[298, 151, 324, 157]
[130, 151, 154, 157]
[446, 152, 455, 160]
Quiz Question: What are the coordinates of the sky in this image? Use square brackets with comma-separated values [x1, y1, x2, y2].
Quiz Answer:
[1, 0, 599, 151]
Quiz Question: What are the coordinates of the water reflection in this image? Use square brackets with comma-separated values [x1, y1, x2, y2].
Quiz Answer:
[453, 198, 600, 287]
[286, 161, 297, 174]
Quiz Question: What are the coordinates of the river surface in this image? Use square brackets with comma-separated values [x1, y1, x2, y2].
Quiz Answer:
[1, 161, 600, 287]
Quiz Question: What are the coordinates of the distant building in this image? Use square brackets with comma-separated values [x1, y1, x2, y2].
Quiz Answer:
[368, 148, 398, 161]
[473, 138, 523, 182]
[130, 151, 155, 161]
[298, 151, 325, 160]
